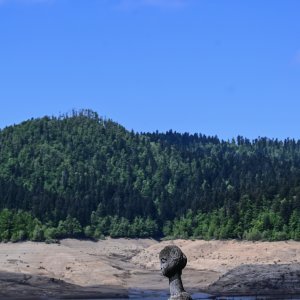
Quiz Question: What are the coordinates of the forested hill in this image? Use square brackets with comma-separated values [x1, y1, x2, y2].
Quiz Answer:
[1, 109, 300, 242]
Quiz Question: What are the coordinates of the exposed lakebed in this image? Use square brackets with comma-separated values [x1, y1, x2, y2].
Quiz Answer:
[0, 239, 300, 298]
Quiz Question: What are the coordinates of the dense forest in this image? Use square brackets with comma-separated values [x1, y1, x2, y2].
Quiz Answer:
[0, 109, 300, 242]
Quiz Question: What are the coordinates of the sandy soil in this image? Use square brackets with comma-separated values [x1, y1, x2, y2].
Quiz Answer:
[0, 238, 300, 297]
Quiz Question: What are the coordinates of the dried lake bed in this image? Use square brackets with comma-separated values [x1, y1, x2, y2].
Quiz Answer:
[0, 238, 300, 299]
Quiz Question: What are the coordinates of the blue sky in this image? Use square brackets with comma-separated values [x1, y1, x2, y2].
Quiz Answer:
[0, 0, 299, 140]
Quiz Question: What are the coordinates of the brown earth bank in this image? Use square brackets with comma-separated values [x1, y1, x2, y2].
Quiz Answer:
[0, 239, 300, 298]
[0, 271, 127, 299]
[207, 263, 300, 296]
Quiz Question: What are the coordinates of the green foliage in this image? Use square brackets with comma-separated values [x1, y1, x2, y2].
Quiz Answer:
[44, 227, 58, 242]
[90, 214, 158, 238]
[0, 209, 13, 242]
[83, 225, 94, 238]
[163, 208, 297, 241]
[0, 110, 300, 241]
[31, 224, 44, 242]
[56, 215, 83, 239]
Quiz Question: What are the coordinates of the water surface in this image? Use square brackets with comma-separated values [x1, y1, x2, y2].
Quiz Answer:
[127, 289, 300, 300]
[85, 290, 300, 300]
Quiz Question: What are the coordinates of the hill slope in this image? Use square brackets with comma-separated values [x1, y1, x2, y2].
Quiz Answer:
[0, 109, 300, 241]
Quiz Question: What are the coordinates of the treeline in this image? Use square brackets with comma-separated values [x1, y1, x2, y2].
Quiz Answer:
[165, 207, 300, 241]
[0, 109, 300, 241]
[2, 205, 300, 242]
[0, 209, 158, 242]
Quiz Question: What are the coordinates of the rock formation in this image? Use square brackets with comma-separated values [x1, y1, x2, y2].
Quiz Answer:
[159, 245, 192, 300]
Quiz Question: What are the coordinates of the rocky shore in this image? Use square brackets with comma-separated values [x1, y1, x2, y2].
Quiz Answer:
[207, 263, 300, 296]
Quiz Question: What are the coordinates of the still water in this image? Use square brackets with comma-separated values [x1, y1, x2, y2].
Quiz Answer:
[128, 290, 300, 300]
[86, 289, 300, 300]
[128, 289, 300, 300]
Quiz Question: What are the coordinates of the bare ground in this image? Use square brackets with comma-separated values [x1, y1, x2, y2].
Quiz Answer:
[0, 238, 300, 298]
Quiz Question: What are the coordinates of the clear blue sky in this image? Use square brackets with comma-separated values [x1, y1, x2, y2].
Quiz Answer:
[0, 0, 299, 140]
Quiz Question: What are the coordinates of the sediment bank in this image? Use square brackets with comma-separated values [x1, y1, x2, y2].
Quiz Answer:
[0, 239, 299, 298]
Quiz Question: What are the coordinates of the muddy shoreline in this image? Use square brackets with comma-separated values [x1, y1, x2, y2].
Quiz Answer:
[0, 271, 127, 299]
[0, 239, 299, 298]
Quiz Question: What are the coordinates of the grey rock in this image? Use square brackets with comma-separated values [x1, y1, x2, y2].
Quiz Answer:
[159, 245, 192, 300]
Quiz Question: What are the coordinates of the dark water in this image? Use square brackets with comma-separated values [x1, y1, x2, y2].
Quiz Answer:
[88, 290, 300, 300]
[129, 290, 213, 299]
[128, 291, 300, 300]
[127, 289, 300, 299]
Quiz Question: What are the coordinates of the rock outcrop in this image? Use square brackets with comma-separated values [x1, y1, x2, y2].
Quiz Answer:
[159, 245, 192, 300]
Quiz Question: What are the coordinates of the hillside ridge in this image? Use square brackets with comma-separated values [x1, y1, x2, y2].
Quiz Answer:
[0, 109, 300, 241]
